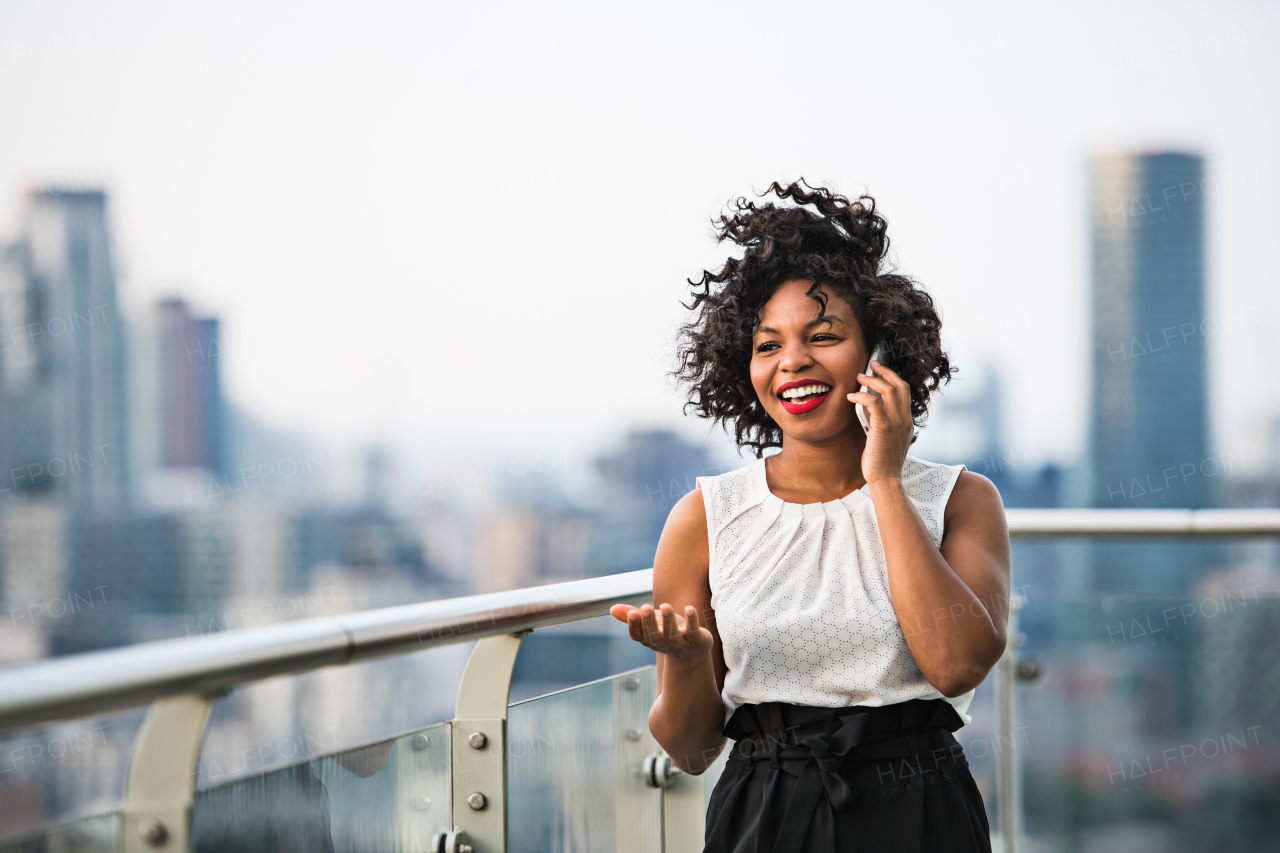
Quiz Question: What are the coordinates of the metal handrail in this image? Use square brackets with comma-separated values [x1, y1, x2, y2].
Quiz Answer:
[1, 509, 1278, 734]
[0, 568, 652, 732]
[1005, 507, 1280, 536]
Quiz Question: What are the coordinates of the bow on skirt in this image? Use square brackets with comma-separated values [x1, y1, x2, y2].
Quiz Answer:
[703, 699, 990, 853]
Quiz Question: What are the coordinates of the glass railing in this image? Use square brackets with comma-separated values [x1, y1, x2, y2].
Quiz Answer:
[191, 720, 452, 852]
[0, 813, 120, 852]
[0, 667, 727, 853]
[0, 511, 1277, 853]
[0, 707, 145, 850]
[1008, 589, 1280, 852]
[507, 669, 661, 853]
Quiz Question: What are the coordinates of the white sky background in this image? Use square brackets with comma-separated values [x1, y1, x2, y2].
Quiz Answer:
[1, 0, 1277, 487]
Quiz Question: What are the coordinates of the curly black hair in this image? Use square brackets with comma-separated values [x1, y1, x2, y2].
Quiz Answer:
[673, 179, 953, 457]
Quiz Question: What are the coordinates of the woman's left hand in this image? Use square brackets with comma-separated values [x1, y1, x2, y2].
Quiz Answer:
[847, 360, 914, 487]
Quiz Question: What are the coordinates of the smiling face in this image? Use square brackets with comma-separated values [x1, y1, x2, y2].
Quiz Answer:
[750, 278, 870, 445]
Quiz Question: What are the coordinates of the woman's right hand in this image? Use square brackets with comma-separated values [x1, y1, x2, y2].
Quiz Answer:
[610, 602, 714, 667]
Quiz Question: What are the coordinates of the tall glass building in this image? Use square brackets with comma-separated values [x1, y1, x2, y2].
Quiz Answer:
[1088, 152, 1212, 591]
[4, 190, 131, 510]
[1089, 151, 1210, 510]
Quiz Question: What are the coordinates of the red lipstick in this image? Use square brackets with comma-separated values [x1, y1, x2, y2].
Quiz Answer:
[775, 378, 834, 415]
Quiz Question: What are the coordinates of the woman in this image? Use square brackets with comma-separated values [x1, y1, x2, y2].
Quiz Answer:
[610, 180, 1010, 853]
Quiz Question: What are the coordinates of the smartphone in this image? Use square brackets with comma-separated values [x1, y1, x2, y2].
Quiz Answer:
[855, 342, 891, 433]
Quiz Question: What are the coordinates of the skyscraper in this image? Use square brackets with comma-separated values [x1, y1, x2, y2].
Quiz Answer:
[4, 190, 131, 509]
[1088, 152, 1210, 511]
[0, 241, 44, 484]
[1088, 152, 1213, 594]
[154, 299, 225, 474]
[130, 297, 228, 508]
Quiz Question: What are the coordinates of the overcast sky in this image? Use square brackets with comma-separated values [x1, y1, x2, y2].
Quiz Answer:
[2, 0, 1277, 483]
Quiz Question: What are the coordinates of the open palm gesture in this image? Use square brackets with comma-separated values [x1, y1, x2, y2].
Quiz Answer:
[610, 602, 714, 666]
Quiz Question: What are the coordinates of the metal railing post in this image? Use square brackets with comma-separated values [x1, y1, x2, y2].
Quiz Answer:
[440, 630, 529, 853]
[994, 594, 1024, 853]
[659, 756, 706, 853]
[121, 693, 216, 853]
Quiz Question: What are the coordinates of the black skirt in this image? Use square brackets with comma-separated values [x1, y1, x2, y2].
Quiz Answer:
[704, 698, 992, 853]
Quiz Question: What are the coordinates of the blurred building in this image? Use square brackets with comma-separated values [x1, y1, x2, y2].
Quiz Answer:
[471, 506, 594, 593]
[156, 300, 224, 473]
[0, 497, 68, 664]
[1088, 152, 1210, 511]
[918, 366, 1063, 509]
[52, 498, 432, 656]
[217, 404, 333, 506]
[593, 429, 720, 575]
[295, 507, 429, 586]
[1087, 152, 1218, 596]
[1194, 565, 1280, 732]
[1084, 152, 1223, 741]
[0, 190, 131, 510]
[0, 243, 38, 477]
[132, 298, 228, 508]
[292, 446, 432, 591]
[427, 458, 596, 594]
[913, 367, 1068, 600]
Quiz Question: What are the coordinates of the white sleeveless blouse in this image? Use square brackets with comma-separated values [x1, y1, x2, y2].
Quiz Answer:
[696, 455, 974, 727]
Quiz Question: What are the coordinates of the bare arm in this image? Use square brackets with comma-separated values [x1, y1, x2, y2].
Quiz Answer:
[869, 471, 1010, 696]
[609, 487, 728, 774]
[851, 361, 1012, 698]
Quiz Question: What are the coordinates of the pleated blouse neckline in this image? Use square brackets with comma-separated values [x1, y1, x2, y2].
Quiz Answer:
[753, 456, 872, 518]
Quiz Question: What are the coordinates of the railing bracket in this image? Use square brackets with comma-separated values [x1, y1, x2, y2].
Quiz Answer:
[121, 692, 216, 853]
[449, 632, 526, 853]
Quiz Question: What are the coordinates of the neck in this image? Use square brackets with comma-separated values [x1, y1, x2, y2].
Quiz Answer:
[766, 425, 870, 501]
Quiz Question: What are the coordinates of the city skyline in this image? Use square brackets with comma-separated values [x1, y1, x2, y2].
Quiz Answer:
[1, 2, 1276, 475]
[0, 172, 1267, 519]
